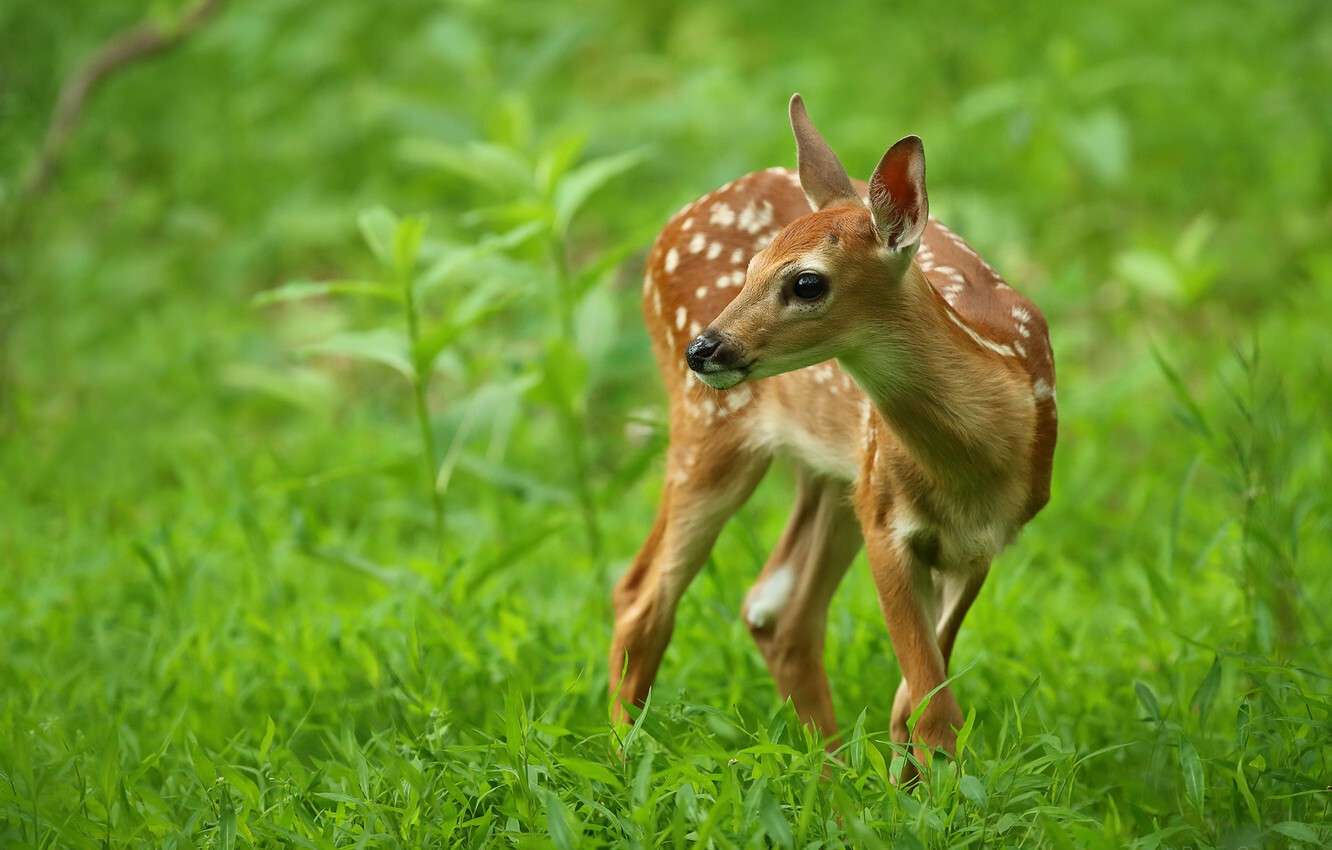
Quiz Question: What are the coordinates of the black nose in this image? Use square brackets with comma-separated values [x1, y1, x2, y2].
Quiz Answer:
[686, 330, 723, 372]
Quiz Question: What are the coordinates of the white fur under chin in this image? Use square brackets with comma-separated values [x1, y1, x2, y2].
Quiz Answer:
[696, 370, 746, 390]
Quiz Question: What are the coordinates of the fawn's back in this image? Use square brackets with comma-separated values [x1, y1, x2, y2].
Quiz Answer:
[642, 166, 1054, 496]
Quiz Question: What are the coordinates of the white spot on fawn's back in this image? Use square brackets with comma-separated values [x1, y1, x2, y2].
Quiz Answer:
[675, 306, 687, 330]
[665, 248, 679, 273]
[738, 200, 774, 234]
[689, 233, 706, 254]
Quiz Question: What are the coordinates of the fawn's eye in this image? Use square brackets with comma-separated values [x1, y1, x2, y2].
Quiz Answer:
[792, 271, 827, 301]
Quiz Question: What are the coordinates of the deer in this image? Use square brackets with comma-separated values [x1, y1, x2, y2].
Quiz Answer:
[609, 94, 1056, 773]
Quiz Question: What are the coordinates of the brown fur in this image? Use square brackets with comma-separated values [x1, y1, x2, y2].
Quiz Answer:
[612, 108, 1056, 777]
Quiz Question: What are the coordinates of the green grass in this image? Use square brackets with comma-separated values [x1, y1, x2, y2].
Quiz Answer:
[2, 0, 1331, 846]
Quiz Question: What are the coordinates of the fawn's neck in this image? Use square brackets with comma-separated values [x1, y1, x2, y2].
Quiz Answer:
[838, 264, 1023, 499]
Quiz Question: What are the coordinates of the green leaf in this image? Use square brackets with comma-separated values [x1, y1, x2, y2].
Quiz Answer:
[847, 708, 867, 772]
[543, 789, 578, 850]
[573, 284, 617, 365]
[398, 139, 533, 195]
[302, 330, 413, 379]
[559, 756, 621, 787]
[534, 338, 588, 415]
[959, 774, 988, 808]
[1236, 699, 1252, 750]
[631, 752, 653, 806]
[189, 738, 216, 786]
[455, 453, 574, 505]
[1234, 757, 1261, 825]
[218, 790, 237, 850]
[1190, 655, 1221, 725]
[1180, 738, 1204, 812]
[552, 148, 646, 234]
[865, 739, 890, 785]
[1135, 681, 1161, 723]
[569, 225, 658, 301]
[1150, 346, 1211, 436]
[675, 781, 699, 823]
[1061, 108, 1130, 184]
[358, 207, 399, 267]
[251, 279, 401, 306]
[416, 222, 544, 295]
[758, 791, 793, 849]
[1174, 213, 1216, 265]
[221, 363, 335, 412]
[892, 829, 926, 850]
[1117, 249, 1179, 299]
[412, 290, 518, 375]
[956, 705, 977, 756]
[620, 685, 651, 755]
[1271, 822, 1320, 844]
[535, 134, 587, 195]
[954, 79, 1027, 125]
[258, 716, 276, 760]
[393, 216, 426, 282]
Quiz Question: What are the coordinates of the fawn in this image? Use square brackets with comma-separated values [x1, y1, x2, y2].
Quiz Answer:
[610, 94, 1056, 767]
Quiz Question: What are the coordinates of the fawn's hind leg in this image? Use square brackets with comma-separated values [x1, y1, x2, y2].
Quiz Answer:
[609, 431, 769, 722]
[743, 468, 861, 737]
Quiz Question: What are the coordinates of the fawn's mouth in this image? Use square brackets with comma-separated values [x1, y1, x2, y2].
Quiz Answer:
[694, 360, 754, 390]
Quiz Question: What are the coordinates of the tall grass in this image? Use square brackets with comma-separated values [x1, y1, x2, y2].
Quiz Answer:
[1, 0, 1330, 846]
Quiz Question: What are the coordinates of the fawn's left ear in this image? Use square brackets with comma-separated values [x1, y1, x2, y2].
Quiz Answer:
[789, 93, 858, 211]
[868, 135, 928, 251]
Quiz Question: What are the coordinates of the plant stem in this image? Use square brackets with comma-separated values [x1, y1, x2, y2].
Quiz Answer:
[403, 272, 446, 559]
[549, 232, 601, 561]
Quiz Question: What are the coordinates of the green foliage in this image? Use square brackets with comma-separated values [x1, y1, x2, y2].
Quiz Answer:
[2, 0, 1331, 847]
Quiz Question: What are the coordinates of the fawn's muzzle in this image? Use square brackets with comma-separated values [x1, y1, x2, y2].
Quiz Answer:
[686, 329, 743, 373]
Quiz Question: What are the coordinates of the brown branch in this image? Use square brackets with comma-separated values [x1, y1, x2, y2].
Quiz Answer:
[20, 0, 225, 198]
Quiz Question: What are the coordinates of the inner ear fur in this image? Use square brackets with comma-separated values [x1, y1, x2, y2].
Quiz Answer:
[869, 135, 928, 250]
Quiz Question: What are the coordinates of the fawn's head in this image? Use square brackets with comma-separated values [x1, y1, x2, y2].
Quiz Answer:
[687, 94, 929, 390]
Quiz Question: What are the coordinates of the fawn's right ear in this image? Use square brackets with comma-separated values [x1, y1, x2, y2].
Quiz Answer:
[789, 93, 858, 211]
[868, 135, 929, 251]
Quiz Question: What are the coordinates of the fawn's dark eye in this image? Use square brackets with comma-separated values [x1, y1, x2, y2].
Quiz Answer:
[792, 271, 827, 301]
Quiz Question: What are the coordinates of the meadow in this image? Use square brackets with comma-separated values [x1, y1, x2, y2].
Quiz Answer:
[2, 1, 1330, 847]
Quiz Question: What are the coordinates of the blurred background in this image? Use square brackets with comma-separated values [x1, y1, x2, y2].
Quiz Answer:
[2, 1, 1330, 846]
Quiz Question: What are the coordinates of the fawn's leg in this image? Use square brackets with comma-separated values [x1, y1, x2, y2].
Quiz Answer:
[609, 437, 769, 722]
[864, 523, 963, 764]
[890, 564, 988, 744]
[743, 468, 861, 737]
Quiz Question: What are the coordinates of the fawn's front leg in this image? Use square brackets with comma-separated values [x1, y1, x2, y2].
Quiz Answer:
[609, 437, 769, 722]
[864, 519, 963, 764]
[889, 566, 987, 756]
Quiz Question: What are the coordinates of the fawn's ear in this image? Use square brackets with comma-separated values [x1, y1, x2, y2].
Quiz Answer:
[868, 135, 928, 251]
[789, 93, 857, 211]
